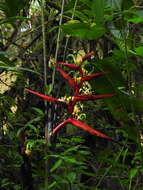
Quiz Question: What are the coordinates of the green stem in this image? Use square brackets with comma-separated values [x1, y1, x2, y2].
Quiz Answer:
[51, 0, 65, 90]
[128, 179, 132, 190]
[63, 0, 78, 61]
[41, 0, 49, 189]
[95, 144, 125, 188]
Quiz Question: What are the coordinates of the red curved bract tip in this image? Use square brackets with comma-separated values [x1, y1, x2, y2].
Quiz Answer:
[52, 119, 69, 135]
[26, 89, 67, 106]
[52, 118, 111, 140]
[57, 62, 81, 71]
[69, 118, 111, 139]
[81, 72, 111, 83]
[81, 51, 95, 63]
[56, 67, 78, 90]
[52, 118, 112, 140]
[73, 94, 116, 102]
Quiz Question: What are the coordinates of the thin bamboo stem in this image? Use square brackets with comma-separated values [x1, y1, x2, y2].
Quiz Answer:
[41, 0, 49, 189]
[63, 0, 78, 61]
[51, 0, 65, 89]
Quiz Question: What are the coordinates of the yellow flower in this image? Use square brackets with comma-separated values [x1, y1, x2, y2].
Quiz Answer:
[75, 77, 81, 83]
[76, 59, 82, 64]
[82, 68, 88, 75]
[72, 105, 79, 118]
[58, 96, 74, 103]
[25, 149, 32, 156]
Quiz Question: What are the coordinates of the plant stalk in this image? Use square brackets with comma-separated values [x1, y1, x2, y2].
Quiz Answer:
[41, 0, 49, 189]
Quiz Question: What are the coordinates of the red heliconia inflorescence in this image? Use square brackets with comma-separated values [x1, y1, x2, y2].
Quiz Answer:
[26, 52, 115, 141]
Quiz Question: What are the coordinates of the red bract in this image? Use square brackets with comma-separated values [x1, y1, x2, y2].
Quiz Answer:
[52, 118, 112, 140]
[57, 62, 81, 71]
[26, 89, 67, 107]
[57, 64, 110, 89]
[80, 51, 94, 63]
[73, 94, 115, 102]
[26, 52, 115, 141]
[81, 72, 111, 83]
[56, 67, 78, 91]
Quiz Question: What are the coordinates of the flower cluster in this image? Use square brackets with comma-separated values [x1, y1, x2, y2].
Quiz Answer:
[26, 52, 115, 141]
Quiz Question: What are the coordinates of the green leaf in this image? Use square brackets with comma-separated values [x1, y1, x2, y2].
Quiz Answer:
[107, 0, 122, 10]
[79, 0, 91, 7]
[32, 107, 44, 116]
[78, 150, 91, 155]
[92, 0, 105, 25]
[79, 170, 96, 177]
[0, 55, 15, 66]
[89, 58, 141, 140]
[0, 0, 29, 17]
[121, 148, 128, 163]
[16, 127, 26, 137]
[83, 9, 94, 17]
[26, 140, 35, 149]
[66, 10, 89, 22]
[45, 84, 53, 95]
[62, 156, 84, 165]
[48, 181, 57, 189]
[128, 17, 143, 24]
[1, 178, 13, 187]
[26, 116, 42, 125]
[44, 154, 61, 160]
[127, 10, 143, 23]
[61, 20, 105, 40]
[0, 16, 31, 25]
[135, 46, 143, 56]
[0, 65, 41, 75]
[50, 159, 62, 172]
[64, 146, 79, 154]
[67, 172, 76, 182]
[129, 168, 138, 179]
[25, 124, 38, 134]
[121, 0, 134, 10]
[112, 50, 126, 58]
[48, 25, 59, 33]
[70, 136, 85, 143]
[135, 10, 143, 19]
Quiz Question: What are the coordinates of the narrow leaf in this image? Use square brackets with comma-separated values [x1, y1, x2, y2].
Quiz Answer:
[0, 16, 31, 25]
[0, 55, 15, 66]
[0, 65, 40, 75]
[50, 159, 62, 172]
[129, 168, 138, 179]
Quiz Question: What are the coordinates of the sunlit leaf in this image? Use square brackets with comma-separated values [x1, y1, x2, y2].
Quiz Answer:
[92, 0, 105, 25]
[61, 20, 105, 40]
[129, 168, 138, 179]
[50, 159, 63, 172]
[135, 46, 143, 56]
